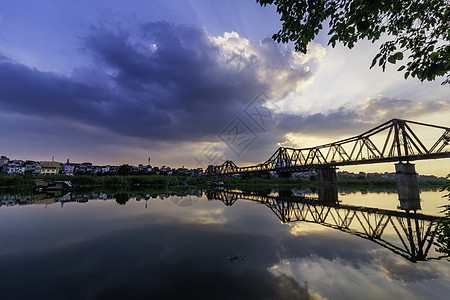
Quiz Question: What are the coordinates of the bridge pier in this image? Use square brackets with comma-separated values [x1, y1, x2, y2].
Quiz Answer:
[317, 185, 339, 203]
[399, 199, 421, 212]
[317, 167, 337, 185]
[395, 162, 420, 203]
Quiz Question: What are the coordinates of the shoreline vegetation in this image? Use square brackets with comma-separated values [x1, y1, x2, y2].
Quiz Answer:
[0, 174, 448, 193]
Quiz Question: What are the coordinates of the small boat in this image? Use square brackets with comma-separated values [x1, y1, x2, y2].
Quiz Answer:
[34, 179, 75, 191]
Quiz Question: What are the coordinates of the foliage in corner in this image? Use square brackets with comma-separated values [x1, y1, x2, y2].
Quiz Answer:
[443, 174, 450, 197]
[435, 174, 450, 260]
[257, 0, 450, 84]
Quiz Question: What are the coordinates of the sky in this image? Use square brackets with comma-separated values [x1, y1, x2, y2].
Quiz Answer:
[0, 0, 449, 176]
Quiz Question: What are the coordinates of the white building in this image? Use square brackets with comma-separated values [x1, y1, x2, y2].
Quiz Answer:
[25, 161, 41, 175]
[7, 160, 25, 175]
[64, 164, 75, 175]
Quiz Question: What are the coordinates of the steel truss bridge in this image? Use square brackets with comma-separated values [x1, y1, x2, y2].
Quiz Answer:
[206, 189, 449, 262]
[205, 118, 450, 176]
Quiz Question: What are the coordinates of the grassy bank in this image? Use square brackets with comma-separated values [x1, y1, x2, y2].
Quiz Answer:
[0, 174, 447, 192]
[338, 177, 448, 189]
[0, 174, 315, 194]
[338, 178, 448, 186]
[0, 174, 177, 189]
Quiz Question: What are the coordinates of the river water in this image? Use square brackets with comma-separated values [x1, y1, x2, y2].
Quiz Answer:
[0, 187, 449, 299]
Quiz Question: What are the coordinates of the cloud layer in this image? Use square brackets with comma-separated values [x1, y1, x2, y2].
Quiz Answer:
[0, 20, 448, 166]
[274, 96, 450, 140]
[0, 22, 322, 145]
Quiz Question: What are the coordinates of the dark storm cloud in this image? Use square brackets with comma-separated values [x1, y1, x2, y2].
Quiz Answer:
[276, 108, 363, 137]
[0, 22, 316, 144]
[2, 20, 444, 151]
[358, 96, 448, 122]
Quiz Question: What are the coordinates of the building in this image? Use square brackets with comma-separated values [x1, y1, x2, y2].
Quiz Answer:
[160, 166, 171, 174]
[25, 160, 41, 175]
[193, 168, 203, 176]
[93, 166, 102, 174]
[7, 160, 25, 175]
[39, 161, 61, 175]
[0, 156, 10, 174]
[75, 162, 93, 174]
[64, 164, 75, 176]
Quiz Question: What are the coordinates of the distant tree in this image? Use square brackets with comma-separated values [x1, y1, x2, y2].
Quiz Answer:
[242, 171, 252, 179]
[117, 164, 131, 176]
[444, 175, 450, 195]
[134, 169, 147, 175]
[257, 0, 450, 84]
[75, 169, 85, 176]
[434, 175, 450, 260]
[24, 170, 33, 176]
[115, 193, 129, 205]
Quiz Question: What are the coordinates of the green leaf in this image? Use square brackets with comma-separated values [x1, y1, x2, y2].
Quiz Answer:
[404, 72, 410, 79]
[397, 65, 406, 71]
[370, 53, 382, 68]
[394, 52, 404, 60]
[370, 58, 377, 69]
[431, 52, 439, 61]
[388, 55, 396, 64]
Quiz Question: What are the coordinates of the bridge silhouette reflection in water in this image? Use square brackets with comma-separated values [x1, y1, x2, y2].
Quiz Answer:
[206, 189, 449, 263]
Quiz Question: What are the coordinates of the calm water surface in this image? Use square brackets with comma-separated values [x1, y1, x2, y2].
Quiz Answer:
[0, 187, 449, 299]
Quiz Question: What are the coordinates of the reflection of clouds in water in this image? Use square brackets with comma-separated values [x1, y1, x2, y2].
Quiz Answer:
[2, 194, 450, 299]
[181, 208, 228, 225]
[170, 195, 200, 208]
[1, 221, 314, 299]
[373, 250, 450, 284]
[270, 258, 413, 300]
[288, 222, 329, 236]
[269, 262, 326, 300]
[268, 248, 450, 300]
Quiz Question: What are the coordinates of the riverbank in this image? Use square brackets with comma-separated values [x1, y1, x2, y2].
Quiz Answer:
[0, 174, 316, 193]
[0, 173, 447, 192]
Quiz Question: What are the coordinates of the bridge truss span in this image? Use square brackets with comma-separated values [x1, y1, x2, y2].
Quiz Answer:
[206, 118, 450, 176]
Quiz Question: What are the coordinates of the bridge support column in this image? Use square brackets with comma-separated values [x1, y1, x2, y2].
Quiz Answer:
[399, 199, 421, 212]
[317, 185, 339, 203]
[395, 163, 420, 204]
[317, 167, 337, 185]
